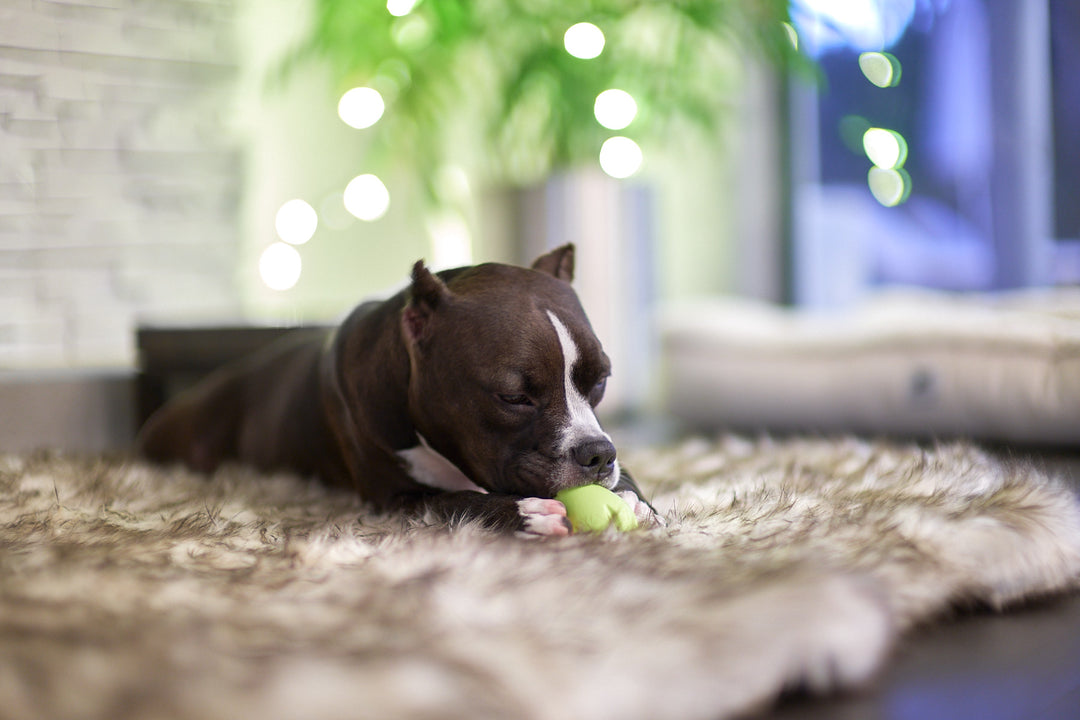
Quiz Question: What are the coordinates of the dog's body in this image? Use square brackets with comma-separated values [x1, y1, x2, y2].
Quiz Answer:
[137, 245, 653, 535]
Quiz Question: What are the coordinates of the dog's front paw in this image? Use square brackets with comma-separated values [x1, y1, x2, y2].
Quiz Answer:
[516, 498, 572, 537]
[617, 491, 664, 528]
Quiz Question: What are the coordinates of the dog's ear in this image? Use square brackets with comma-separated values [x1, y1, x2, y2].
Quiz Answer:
[531, 243, 575, 282]
[402, 260, 449, 344]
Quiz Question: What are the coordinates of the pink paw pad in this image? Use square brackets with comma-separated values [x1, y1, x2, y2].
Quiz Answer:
[517, 498, 571, 537]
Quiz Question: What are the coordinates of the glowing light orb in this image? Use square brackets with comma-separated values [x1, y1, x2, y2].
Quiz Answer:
[564, 22, 605, 59]
[859, 51, 902, 88]
[259, 242, 302, 291]
[594, 89, 638, 130]
[863, 127, 908, 169]
[344, 174, 390, 221]
[599, 136, 642, 179]
[386, 0, 417, 17]
[868, 166, 912, 207]
[274, 199, 317, 245]
[338, 87, 385, 129]
[782, 22, 799, 50]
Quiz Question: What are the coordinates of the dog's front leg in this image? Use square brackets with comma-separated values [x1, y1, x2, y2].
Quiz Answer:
[404, 492, 573, 537]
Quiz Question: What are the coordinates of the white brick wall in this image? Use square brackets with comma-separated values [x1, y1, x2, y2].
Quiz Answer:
[0, 0, 241, 368]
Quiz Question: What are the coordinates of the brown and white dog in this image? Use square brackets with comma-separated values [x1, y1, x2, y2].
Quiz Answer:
[136, 245, 655, 535]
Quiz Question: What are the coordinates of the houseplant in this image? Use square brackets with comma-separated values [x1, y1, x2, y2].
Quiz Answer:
[279, 0, 802, 196]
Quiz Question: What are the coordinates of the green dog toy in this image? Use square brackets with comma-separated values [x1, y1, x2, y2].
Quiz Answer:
[555, 484, 639, 533]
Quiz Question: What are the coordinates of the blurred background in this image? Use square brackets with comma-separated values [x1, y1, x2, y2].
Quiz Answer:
[1, 0, 1077, 449]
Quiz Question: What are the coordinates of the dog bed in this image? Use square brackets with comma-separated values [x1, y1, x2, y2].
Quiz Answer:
[2, 436, 1079, 720]
[661, 290, 1080, 445]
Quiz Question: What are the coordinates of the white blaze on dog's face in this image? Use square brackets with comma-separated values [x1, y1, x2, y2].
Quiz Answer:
[546, 310, 620, 488]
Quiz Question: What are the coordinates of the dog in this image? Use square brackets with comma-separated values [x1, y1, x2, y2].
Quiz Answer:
[136, 244, 655, 536]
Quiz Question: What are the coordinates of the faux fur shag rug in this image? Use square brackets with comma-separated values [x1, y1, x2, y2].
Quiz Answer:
[2, 436, 1080, 720]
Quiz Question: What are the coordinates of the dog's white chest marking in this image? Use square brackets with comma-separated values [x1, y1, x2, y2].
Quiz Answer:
[398, 434, 486, 494]
[545, 311, 609, 456]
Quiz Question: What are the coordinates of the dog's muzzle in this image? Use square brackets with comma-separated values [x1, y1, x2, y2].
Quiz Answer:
[571, 437, 617, 482]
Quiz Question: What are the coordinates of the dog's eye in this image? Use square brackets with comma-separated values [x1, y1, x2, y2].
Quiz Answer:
[589, 378, 607, 405]
[498, 393, 533, 407]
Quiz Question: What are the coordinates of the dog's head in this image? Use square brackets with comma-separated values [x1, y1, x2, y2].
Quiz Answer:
[400, 244, 620, 497]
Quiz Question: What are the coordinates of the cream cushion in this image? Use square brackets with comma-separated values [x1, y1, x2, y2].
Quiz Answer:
[660, 290, 1080, 445]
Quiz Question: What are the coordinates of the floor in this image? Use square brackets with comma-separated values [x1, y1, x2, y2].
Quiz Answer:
[754, 450, 1080, 720]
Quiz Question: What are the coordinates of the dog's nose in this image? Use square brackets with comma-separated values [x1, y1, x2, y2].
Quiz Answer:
[572, 438, 617, 477]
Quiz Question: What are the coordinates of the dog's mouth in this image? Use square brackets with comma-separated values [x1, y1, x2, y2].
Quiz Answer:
[494, 449, 620, 498]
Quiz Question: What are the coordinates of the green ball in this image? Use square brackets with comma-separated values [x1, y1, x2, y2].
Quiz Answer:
[555, 484, 639, 533]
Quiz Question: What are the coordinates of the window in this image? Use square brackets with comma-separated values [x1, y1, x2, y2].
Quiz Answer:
[788, 0, 1075, 306]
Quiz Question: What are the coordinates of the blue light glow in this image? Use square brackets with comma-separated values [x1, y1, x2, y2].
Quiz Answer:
[790, 0, 918, 56]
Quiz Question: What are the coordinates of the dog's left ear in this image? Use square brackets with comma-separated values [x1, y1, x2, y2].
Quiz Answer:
[402, 260, 449, 345]
[531, 243, 575, 283]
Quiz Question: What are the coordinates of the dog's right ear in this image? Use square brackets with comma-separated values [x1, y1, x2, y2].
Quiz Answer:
[531, 243, 575, 282]
[402, 260, 449, 344]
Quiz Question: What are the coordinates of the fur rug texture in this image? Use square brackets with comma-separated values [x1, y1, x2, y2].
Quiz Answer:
[2, 435, 1080, 720]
